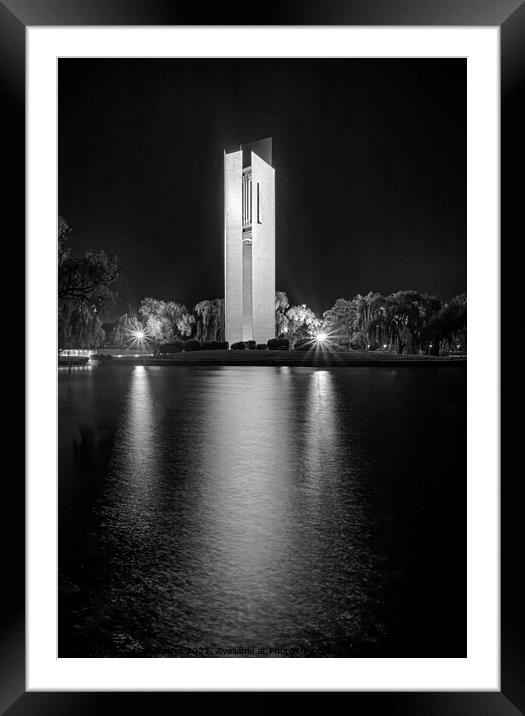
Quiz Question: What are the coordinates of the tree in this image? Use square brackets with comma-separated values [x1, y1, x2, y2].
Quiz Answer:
[387, 291, 422, 353]
[446, 294, 467, 353]
[323, 298, 357, 349]
[58, 299, 106, 349]
[194, 300, 213, 342]
[58, 215, 71, 251]
[275, 290, 290, 337]
[211, 299, 225, 342]
[426, 293, 467, 354]
[194, 298, 225, 342]
[193, 298, 224, 341]
[138, 298, 194, 346]
[285, 304, 321, 347]
[386, 291, 441, 354]
[354, 292, 390, 349]
[58, 216, 119, 307]
[57, 217, 120, 350]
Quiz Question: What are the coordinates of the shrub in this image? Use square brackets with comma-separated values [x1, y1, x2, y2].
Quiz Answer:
[268, 338, 290, 351]
[256, 343, 267, 350]
[159, 341, 184, 354]
[294, 338, 314, 351]
[231, 342, 245, 350]
[201, 341, 230, 350]
[245, 340, 256, 350]
[183, 340, 202, 352]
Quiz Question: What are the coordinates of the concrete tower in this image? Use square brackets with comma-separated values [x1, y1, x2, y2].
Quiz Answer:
[224, 138, 275, 346]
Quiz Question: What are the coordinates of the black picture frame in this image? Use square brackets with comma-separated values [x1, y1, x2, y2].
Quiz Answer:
[5, 1, 518, 712]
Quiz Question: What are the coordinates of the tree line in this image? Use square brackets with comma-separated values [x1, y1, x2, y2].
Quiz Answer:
[58, 218, 466, 355]
[324, 292, 465, 355]
[275, 290, 465, 355]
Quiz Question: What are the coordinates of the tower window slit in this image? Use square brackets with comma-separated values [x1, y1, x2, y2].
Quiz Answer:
[242, 179, 246, 224]
[257, 183, 262, 223]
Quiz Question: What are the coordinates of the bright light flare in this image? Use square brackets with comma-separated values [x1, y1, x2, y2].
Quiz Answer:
[315, 331, 328, 344]
[125, 326, 149, 349]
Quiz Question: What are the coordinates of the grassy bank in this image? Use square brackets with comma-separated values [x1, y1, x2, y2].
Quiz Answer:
[58, 349, 467, 368]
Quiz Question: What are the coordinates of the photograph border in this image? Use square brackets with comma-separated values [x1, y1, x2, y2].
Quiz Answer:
[3, 0, 518, 712]
[28, 24, 498, 694]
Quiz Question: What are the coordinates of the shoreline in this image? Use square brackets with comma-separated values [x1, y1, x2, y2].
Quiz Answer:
[59, 349, 466, 368]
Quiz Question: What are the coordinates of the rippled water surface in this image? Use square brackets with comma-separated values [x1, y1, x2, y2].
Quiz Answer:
[59, 365, 466, 657]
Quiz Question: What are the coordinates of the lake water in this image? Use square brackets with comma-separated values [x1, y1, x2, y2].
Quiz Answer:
[59, 365, 466, 657]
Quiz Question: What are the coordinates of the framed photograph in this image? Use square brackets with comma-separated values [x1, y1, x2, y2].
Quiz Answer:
[5, 0, 519, 712]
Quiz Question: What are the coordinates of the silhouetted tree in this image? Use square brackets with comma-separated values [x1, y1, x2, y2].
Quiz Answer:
[427, 293, 467, 354]
[58, 217, 120, 350]
[387, 291, 431, 354]
[58, 216, 119, 306]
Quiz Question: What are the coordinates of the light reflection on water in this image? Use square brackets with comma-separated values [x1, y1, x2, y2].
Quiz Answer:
[59, 366, 466, 657]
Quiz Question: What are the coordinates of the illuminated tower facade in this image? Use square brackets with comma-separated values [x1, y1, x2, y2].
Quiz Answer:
[224, 137, 275, 345]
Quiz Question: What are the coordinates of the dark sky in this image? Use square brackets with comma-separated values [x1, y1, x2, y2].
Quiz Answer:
[58, 59, 466, 317]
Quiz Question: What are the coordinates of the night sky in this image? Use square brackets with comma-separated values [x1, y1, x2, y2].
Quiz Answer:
[58, 59, 466, 317]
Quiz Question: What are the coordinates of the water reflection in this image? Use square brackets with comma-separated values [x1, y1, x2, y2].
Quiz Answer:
[194, 368, 297, 647]
[300, 369, 372, 652]
[94, 367, 164, 653]
[106, 366, 161, 524]
[59, 365, 467, 657]
[303, 370, 336, 491]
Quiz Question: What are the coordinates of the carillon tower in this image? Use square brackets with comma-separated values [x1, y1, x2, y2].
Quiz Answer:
[224, 137, 275, 345]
